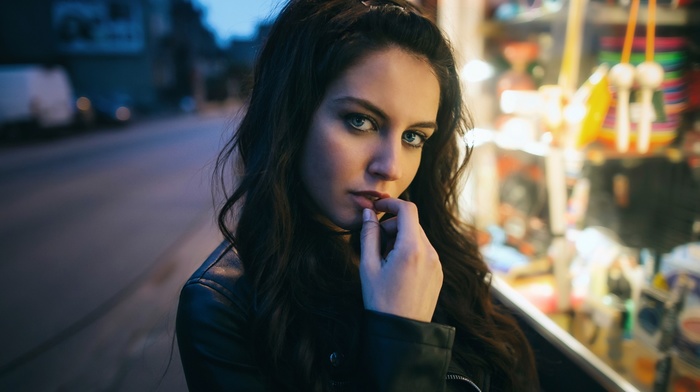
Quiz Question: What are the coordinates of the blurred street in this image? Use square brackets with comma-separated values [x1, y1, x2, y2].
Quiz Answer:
[0, 109, 238, 391]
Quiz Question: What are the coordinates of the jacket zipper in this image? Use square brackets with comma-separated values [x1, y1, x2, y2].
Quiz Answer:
[328, 378, 351, 391]
[445, 372, 482, 392]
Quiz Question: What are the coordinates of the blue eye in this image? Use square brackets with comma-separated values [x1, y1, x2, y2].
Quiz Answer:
[345, 113, 375, 132]
[403, 131, 427, 148]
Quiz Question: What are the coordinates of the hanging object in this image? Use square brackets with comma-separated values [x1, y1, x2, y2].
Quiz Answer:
[608, 0, 640, 153]
[605, 0, 671, 153]
[635, 0, 664, 154]
[598, 36, 687, 150]
[609, 63, 636, 153]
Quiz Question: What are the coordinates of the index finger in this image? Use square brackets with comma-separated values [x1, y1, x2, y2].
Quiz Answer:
[360, 208, 382, 271]
[373, 198, 421, 242]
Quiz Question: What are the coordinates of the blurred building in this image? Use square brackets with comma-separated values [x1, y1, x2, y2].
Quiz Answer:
[0, 0, 228, 114]
[224, 22, 273, 99]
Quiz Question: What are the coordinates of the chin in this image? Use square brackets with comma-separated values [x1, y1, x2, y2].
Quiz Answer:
[331, 212, 363, 232]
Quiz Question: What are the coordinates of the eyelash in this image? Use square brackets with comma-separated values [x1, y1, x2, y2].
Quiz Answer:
[344, 113, 376, 132]
[342, 113, 429, 149]
[403, 130, 428, 149]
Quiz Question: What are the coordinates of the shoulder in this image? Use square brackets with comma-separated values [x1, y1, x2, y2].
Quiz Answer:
[176, 240, 254, 342]
[177, 241, 254, 328]
[176, 242, 265, 387]
[182, 241, 252, 303]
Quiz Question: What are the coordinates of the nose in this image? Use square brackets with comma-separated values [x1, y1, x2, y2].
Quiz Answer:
[368, 137, 403, 181]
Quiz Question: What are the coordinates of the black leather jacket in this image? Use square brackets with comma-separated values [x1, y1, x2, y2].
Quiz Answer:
[176, 242, 484, 391]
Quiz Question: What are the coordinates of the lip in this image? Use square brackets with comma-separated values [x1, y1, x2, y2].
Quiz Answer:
[350, 190, 390, 209]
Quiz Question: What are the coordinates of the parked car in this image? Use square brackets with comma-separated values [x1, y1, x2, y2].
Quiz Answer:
[75, 92, 133, 127]
[0, 64, 76, 137]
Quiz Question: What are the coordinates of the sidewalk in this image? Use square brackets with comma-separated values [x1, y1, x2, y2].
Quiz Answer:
[0, 214, 222, 391]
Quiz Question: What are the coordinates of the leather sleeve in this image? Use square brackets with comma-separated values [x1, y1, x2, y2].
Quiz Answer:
[176, 280, 266, 392]
[360, 310, 456, 392]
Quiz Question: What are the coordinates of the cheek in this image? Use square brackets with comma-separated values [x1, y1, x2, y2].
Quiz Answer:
[302, 124, 348, 192]
[317, 141, 357, 191]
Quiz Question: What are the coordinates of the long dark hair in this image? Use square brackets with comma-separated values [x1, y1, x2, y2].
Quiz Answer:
[215, 0, 537, 390]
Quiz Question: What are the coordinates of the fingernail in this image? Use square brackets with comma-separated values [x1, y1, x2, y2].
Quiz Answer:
[363, 208, 371, 222]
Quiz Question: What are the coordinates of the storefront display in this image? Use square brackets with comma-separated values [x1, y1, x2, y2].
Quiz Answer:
[439, 0, 700, 390]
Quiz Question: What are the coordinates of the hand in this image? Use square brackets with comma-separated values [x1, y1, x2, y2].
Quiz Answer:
[359, 199, 443, 322]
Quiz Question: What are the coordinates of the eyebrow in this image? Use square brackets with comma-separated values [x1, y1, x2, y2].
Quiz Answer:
[331, 96, 438, 131]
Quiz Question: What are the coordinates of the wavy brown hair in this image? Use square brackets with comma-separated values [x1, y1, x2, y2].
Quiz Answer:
[215, 0, 538, 390]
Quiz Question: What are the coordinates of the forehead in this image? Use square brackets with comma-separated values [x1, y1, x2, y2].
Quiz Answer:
[324, 47, 440, 121]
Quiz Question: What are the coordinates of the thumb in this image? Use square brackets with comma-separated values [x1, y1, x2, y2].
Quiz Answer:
[360, 208, 381, 271]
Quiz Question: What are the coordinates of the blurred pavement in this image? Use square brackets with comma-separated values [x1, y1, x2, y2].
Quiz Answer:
[0, 109, 237, 391]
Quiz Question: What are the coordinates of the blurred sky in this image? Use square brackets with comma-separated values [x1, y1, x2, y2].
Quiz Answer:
[194, 0, 283, 44]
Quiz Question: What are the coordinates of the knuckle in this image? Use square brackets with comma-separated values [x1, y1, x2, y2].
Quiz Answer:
[404, 244, 422, 260]
[429, 248, 440, 262]
[403, 202, 418, 216]
[362, 219, 380, 232]
[360, 231, 374, 243]
[360, 225, 379, 243]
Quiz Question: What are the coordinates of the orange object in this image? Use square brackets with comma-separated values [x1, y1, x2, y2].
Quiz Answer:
[633, 357, 655, 385]
[621, 0, 640, 64]
[647, 0, 656, 62]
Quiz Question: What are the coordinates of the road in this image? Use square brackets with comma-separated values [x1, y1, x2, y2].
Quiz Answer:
[0, 110, 238, 391]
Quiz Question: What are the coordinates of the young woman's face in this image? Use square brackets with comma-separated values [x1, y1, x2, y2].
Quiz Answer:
[300, 46, 440, 230]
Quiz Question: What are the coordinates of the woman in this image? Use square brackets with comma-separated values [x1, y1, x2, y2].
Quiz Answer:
[176, 0, 539, 391]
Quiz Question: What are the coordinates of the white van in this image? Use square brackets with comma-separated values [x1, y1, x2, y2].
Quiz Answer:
[0, 65, 76, 134]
